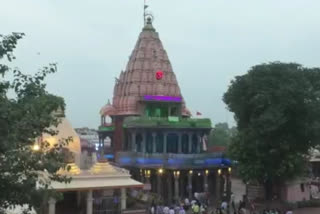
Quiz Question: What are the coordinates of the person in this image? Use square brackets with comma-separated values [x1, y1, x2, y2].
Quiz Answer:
[150, 201, 156, 214]
[191, 199, 197, 206]
[192, 202, 200, 214]
[169, 206, 175, 214]
[285, 209, 293, 214]
[238, 200, 245, 213]
[185, 198, 190, 206]
[221, 200, 228, 210]
[200, 204, 206, 214]
[174, 204, 180, 214]
[239, 207, 246, 214]
[150, 205, 155, 214]
[179, 206, 186, 214]
[230, 193, 236, 212]
[216, 208, 222, 214]
[156, 204, 163, 214]
[163, 205, 169, 214]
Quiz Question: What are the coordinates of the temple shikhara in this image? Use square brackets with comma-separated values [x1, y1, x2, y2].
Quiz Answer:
[98, 15, 232, 204]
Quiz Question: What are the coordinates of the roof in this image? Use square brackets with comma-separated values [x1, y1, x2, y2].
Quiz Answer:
[100, 101, 117, 116]
[51, 174, 143, 191]
[42, 118, 81, 155]
[50, 161, 143, 191]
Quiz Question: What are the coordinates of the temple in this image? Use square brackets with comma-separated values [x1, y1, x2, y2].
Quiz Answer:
[98, 16, 232, 204]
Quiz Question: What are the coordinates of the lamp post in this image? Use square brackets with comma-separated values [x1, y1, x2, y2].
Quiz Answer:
[157, 168, 163, 195]
[145, 169, 151, 186]
[188, 170, 193, 199]
[173, 171, 180, 201]
[204, 169, 209, 193]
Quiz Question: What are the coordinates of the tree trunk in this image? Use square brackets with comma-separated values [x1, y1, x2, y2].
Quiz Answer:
[264, 179, 273, 200]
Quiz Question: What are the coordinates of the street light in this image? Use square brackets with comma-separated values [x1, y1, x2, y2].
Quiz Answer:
[218, 169, 222, 175]
[205, 170, 209, 175]
[32, 143, 40, 151]
[189, 170, 193, 175]
[173, 170, 180, 178]
[158, 168, 163, 174]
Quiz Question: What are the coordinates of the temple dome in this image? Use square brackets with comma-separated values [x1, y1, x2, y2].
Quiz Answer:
[100, 100, 116, 116]
[107, 19, 187, 115]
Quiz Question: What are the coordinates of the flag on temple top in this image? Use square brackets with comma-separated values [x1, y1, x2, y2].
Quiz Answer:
[196, 111, 202, 116]
[144, 5, 149, 9]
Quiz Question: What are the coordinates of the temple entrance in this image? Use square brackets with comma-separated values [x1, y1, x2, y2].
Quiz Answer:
[56, 192, 78, 214]
[93, 190, 121, 214]
[192, 171, 204, 195]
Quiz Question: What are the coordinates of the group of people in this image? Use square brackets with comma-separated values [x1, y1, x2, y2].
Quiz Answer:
[261, 209, 293, 214]
[149, 197, 208, 214]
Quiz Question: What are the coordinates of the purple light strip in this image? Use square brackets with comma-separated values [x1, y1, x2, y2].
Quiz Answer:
[144, 95, 182, 102]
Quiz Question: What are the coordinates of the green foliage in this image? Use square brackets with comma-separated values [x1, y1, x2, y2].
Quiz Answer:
[0, 33, 69, 211]
[286, 199, 320, 209]
[223, 62, 320, 196]
[208, 122, 237, 147]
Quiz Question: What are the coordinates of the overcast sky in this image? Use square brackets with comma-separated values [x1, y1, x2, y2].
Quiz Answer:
[1, 0, 320, 129]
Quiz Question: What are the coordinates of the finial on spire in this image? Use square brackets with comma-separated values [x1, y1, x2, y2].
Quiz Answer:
[144, 0, 148, 26]
[143, 0, 154, 26]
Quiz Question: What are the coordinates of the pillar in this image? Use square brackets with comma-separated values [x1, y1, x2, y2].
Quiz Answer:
[178, 133, 182, 153]
[77, 191, 81, 208]
[168, 172, 173, 204]
[197, 133, 201, 153]
[226, 173, 232, 201]
[188, 172, 193, 199]
[188, 133, 192, 154]
[204, 172, 209, 192]
[174, 175, 179, 201]
[121, 188, 127, 210]
[163, 133, 167, 153]
[100, 137, 105, 158]
[180, 174, 185, 198]
[142, 133, 146, 153]
[140, 169, 145, 183]
[152, 133, 157, 153]
[131, 132, 136, 152]
[215, 171, 221, 205]
[86, 190, 93, 214]
[48, 197, 56, 214]
[157, 173, 162, 195]
[92, 152, 97, 164]
[146, 173, 151, 185]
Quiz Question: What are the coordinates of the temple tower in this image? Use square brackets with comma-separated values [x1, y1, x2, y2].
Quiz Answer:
[98, 11, 231, 204]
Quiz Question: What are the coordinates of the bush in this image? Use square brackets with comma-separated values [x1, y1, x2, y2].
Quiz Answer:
[286, 199, 320, 209]
[297, 199, 320, 208]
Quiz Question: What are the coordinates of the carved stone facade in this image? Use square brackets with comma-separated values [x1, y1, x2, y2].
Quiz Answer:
[100, 19, 191, 117]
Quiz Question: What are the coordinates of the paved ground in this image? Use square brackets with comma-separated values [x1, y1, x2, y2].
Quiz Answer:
[232, 178, 246, 202]
[294, 207, 320, 214]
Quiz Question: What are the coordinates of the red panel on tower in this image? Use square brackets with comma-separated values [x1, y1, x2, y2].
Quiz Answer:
[156, 70, 163, 80]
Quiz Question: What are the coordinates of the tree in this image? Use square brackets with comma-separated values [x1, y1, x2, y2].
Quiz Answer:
[0, 33, 69, 212]
[208, 123, 236, 148]
[223, 62, 320, 199]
